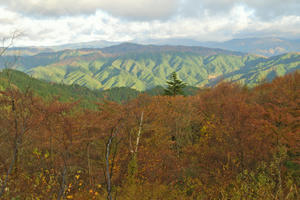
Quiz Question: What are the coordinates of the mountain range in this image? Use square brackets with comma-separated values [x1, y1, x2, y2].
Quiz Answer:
[138, 37, 300, 57]
[203, 37, 300, 57]
[7, 37, 300, 57]
[1, 42, 299, 91]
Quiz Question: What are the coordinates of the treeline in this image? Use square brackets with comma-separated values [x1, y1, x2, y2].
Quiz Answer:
[0, 71, 299, 199]
[0, 70, 140, 107]
[0, 70, 198, 107]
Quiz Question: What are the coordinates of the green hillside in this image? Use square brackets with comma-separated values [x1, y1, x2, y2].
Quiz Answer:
[0, 69, 199, 106]
[0, 70, 141, 107]
[208, 52, 300, 86]
[1, 44, 299, 90]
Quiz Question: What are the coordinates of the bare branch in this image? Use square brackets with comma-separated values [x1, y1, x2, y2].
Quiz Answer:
[135, 111, 143, 153]
[0, 30, 22, 57]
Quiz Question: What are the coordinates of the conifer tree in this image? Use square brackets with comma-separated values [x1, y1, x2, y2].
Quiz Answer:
[164, 72, 186, 96]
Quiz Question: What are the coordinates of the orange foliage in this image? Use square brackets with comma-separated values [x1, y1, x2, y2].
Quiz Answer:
[0, 72, 299, 199]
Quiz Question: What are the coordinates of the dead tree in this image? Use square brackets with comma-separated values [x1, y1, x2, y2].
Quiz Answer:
[105, 128, 120, 200]
[0, 90, 38, 198]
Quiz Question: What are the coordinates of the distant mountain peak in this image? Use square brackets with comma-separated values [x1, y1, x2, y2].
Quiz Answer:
[100, 42, 244, 56]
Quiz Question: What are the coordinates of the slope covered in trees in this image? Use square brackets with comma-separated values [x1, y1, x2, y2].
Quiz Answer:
[0, 70, 140, 107]
[1, 43, 299, 90]
[0, 70, 198, 106]
[0, 71, 299, 199]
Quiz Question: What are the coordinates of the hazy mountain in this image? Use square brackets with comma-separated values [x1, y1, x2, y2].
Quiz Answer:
[49, 40, 120, 51]
[4, 40, 120, 56]
[202, 37, 300, 56]
[6, 37, 300, 57]
[137, 38, 204, 46]
[100, 43, 244, 56]
[4, 47, 55, 56]
[1, 43, 299, 90]
[137, 37, 300, 56]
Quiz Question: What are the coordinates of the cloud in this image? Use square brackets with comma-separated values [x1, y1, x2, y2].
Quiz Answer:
[233, 15, 300, 38]
[179, 0, 300, 19]
[0, 0, 299, 21]
[0, 1, 299, 46]
[0, 0, 179, 20]
[243, 0, 300, 19]
[1, 0, 300, 22]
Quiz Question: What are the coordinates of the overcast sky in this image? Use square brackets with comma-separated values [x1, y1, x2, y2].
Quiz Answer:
[0, 0, 299, 46]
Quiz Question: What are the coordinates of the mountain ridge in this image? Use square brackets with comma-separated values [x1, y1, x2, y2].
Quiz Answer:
[99, 42, 245, 56]
[1, 43, 298, 90]
[7, 37, 300, 57]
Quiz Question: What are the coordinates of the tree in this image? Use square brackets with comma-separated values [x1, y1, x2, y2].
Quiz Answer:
[164, 72, 186, 96]
[0, 31, 21, 57]
[0, 89, 43, 198]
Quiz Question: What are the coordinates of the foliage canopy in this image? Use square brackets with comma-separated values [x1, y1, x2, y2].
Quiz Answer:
[0, 71, 299, 199]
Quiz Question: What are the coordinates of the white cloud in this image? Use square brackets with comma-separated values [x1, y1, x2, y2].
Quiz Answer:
[0, 0, 179, 20]
[179, 0, 300, 19]
[0, 0, 299, 21]
[0, 1, 299, 46]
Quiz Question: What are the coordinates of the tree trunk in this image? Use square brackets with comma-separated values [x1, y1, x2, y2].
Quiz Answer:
[135, 111, 143, 153]
[105, 132, 114, 200]
[87, 143, 92, 186]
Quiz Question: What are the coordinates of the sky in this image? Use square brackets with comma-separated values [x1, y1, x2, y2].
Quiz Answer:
[0, 0, 299, 46]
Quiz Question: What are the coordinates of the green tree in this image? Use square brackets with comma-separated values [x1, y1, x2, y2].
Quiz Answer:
[164, 72, 186, 96]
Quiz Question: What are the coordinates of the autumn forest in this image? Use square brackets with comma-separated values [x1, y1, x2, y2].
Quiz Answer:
[0, 70, 299, 199]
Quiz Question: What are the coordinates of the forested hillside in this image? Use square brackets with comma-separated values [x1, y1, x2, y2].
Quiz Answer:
[0, 70, 198, 106]
[0, 70, 140, 107]
[2, 44, 299, 90]
[0, 71, 299, 199]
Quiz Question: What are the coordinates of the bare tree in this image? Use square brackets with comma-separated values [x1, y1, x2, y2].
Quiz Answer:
[0, 30, 23, 87]
[104, 128, 121, 200]
[134, 111, 143, 154]
[126, 111, 144, 186]
[0, 89, 40, 198]
[0, 31, 21, 57]
[0, 31, 29, 198]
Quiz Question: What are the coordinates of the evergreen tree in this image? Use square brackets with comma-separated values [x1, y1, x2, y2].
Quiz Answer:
[164, 72, 186, 96]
